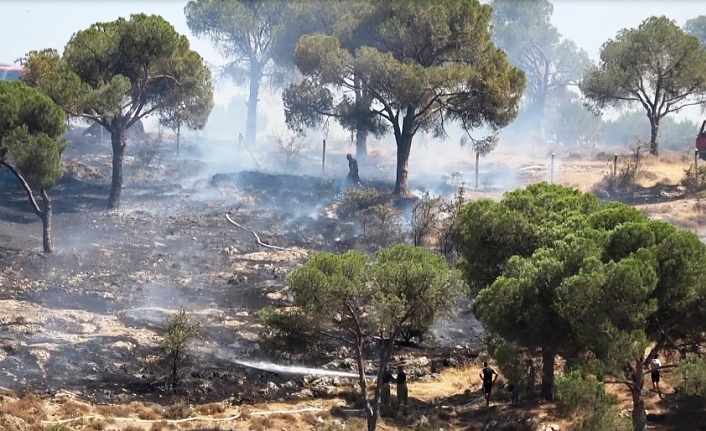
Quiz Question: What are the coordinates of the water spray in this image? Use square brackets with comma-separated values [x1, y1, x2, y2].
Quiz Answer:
[232, 359, 377, 380]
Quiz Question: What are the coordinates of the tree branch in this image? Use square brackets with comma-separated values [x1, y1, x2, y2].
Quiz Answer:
[0, 161, 42, 217]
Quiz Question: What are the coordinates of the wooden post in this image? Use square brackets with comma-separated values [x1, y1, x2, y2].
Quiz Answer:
[696, 149, 699, 178]
[613, 154, 618, 178]
[475, 151, 480, 189]
[550, 152, 555, 184]
[322, 139, 327, 177]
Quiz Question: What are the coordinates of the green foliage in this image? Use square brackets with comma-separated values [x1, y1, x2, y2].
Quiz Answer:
[581, 16, 706, 155]
[336, 188, 390, 219]
[258, 307, 320, 360]
[27, 15, 213, 124]
[335, 189, 403, 250]
[455, 183, 601, 294]
[491, 342, 525, 387]
[286, 245, 466, 430]
[288, 245, 466, 343]
[161, 307, 203, 389]
[463, 182, 706, 412]
[356, 203, 403, 251]
[685, 15, 706, 46]
[672, 353, 706, 397]
[556, 371, 615, 416]
[24, 14, 214, 209]
[286, 0, 525, 194]
[0, 81, 66, 189]
[557, 372, 631, 431]
[571, 407, 632, 431]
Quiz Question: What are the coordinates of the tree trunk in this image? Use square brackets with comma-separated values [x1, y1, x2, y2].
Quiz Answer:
[355, 127, 369, 160]
[535, 92, 547, 143]
[393, 106, 416, 196]
[176, 124, 181, 156]
[245, 66, 262, 147]
[0, 161, 53, 253]
[353, 338, 377, 431]
[354, 87, 373, 160]
[631, 361, 648, 431]
[649, 115, 659, 157]
[108, 125, 126, 210]
[541, 349, 555, 401]
[40, 188, 52, 253]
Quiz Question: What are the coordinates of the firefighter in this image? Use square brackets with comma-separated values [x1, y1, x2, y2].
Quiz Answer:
[346, 154, 363, 187]
[381, 366, 394, 407]
[396, 365, 408, 411]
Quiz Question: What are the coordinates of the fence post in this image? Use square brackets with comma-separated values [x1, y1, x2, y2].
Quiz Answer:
[613, 154, 618, 178]
[322, 139, 327, 177]
[696, 149, 699, 179]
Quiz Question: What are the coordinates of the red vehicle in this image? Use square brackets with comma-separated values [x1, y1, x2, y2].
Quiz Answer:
[0, 63, 24, 81]
[698, 120, 706, 160]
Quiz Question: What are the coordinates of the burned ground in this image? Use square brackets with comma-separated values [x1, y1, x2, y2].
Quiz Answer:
[0, 135, 486, 410]
[1, 134, 704, 430]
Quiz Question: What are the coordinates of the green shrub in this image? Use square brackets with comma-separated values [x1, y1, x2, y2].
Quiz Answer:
[555, 371, 616, 417]
[258, 307, 320, 359]
[161, 307, 203, 389]
[671, 353, 706, 397]
[569, 403, 631, 431]
[336, 188, 389, 219]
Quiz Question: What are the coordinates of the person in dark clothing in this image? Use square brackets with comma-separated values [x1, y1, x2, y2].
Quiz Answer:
[526, 359, 536, 397]
[479, 362, 499, 407]
[346, 153, 363, 187]
[396, 365, 408, 411]
[381, 366, 394, 407]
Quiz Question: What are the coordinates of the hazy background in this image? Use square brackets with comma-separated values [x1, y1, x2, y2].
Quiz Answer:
[0, 0, 702, 144]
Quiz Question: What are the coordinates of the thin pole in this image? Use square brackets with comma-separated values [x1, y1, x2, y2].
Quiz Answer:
[550, 152, 555, 184]
[695, 149, 699, 177]
[613, 154, 618, 178]
[475, 152, 480, 189]
[322, 139, 327, 177]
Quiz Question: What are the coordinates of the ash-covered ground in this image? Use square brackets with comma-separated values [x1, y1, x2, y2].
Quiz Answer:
[0, 133, 519, 405]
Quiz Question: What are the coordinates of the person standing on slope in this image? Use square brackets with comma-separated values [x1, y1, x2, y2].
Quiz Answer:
[479, 361, 499, 407]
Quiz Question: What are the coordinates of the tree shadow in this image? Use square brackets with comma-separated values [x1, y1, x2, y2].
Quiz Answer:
[654, 393, 706, 430]
[0, 171, 108, 225]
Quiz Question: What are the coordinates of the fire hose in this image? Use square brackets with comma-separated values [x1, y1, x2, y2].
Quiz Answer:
[41, 406, 326, 425]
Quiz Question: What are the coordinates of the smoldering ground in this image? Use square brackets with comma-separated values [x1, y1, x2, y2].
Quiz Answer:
[0, 105, 560, 406]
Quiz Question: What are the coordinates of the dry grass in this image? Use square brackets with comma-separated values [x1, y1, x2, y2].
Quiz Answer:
[0, 393, 46, 425]
[194, 402, 225, 416]
[56, 399, 91, 418]
[95, 403, 133, 418]
[163, 401, 193, 420]
[0, 360, 693, 431]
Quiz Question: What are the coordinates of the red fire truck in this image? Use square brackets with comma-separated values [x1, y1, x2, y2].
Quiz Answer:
[0, 63, 24, 81]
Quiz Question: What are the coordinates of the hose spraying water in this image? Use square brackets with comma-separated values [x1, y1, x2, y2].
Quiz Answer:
[232, 359, 377, 380]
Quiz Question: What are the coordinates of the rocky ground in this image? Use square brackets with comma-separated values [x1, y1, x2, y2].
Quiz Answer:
[0, 133, 488, 413]
[1, 133, 703, 430]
